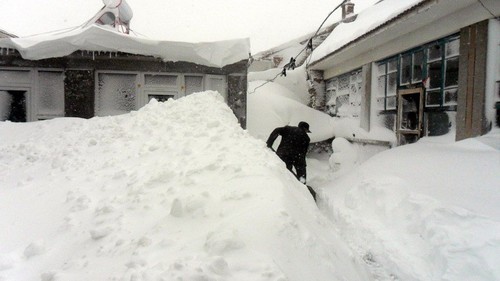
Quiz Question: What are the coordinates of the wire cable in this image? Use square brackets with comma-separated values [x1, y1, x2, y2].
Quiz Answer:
[248, 0, 348, 95]
[477, 0, 500, 20]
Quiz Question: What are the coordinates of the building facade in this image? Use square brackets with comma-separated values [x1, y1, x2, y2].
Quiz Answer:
[309, 0, 499, 145]
[0, 27, 249, 127]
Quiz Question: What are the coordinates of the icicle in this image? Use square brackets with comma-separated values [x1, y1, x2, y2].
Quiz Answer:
[92, 51, 95, 60]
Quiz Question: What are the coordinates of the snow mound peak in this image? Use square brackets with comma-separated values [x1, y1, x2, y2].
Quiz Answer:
[0, 91, 370, 281]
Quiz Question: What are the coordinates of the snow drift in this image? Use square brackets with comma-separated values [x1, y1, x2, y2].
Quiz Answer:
[0, 91, 371, 281]
[318, 133, 500, 281]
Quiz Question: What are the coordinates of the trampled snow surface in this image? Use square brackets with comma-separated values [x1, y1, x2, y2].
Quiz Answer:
[317, 133, 500, 280]
[0, 92, 371, 281]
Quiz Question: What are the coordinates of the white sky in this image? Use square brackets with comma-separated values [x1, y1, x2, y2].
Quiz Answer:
[0, 0, 377, 54]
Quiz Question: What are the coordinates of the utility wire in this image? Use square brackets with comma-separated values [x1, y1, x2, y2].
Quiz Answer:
[477, 0, 500, 20]
[248, 0, 348, 95]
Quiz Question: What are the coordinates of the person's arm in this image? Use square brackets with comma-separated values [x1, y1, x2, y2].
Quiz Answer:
[266, 127, 284, 148]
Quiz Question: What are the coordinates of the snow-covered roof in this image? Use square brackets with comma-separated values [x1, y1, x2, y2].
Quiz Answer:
[0, 28, 16, 38]
[309, 0, 426, 66]
[309, 0, 498, 71]
[0, 25, 250, 68]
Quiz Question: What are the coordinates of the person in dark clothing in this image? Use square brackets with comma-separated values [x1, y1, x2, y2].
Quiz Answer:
[266, 121, 311, 184]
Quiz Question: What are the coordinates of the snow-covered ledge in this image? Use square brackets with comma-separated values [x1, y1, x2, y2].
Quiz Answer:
[0, 25, 250, 68]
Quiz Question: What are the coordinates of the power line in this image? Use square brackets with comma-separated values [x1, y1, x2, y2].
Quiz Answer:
[477, 0, 500, 20]
[248, 0, 348, 95]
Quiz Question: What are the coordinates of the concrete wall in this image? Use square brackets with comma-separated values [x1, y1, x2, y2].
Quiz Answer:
[0, 50, 248, 126]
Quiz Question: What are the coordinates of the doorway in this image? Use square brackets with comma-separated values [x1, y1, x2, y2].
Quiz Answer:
[0, 90, 28, 122]
[397, 88, 423, 145]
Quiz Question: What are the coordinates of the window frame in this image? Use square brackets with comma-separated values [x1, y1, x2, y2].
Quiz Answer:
[375, 33, 460, 113]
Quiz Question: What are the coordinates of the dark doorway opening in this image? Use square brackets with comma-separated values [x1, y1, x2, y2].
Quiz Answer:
[397, 88, 423, 145]
[0, 90, 27, 122]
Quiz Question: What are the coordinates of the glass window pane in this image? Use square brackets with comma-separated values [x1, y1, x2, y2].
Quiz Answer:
[445, 57, 459, 87]
[185, 76, 203, 95]
[387, 72, 397, 96]
[387, 96, 396, 110]
[388, 59, 398, 72]
[97, 73, 137, 116]
[444, 88, 458, 105]
[412, 51, 424, 83]
[145, 75, 177, 86]
[428, 61, 442, 89]
[400, 54, 411, 85]
[428, 44, 442, 61]
[426, 90, 441, 106]
[38, 71, 64, 117]
[445, 39, 460, 58]
[337, 75, 350, 96]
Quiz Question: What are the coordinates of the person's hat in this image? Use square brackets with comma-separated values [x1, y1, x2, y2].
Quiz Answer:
[298, 121, 311, 133]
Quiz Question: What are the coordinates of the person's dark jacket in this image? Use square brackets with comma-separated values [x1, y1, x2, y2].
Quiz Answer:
[266, 125, 310, 164]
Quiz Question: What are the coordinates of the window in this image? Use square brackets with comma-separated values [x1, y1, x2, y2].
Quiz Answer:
[96, 73, 138, 116]
[375, 34, 460, 111]
[145, 74, 177, 86]
[425, 36, 460, 107]
[377, 58, 398, 111]
[400, 50, 425, 86]
[412, 51, 424, 84]
[325, 69, 362, 117]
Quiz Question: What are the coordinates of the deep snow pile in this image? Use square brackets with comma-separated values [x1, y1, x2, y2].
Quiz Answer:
[318, 132, 500, 281]
[0, 91, 371, 281]
[247, 64, 499, 281]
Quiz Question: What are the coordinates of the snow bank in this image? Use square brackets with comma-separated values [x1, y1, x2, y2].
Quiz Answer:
[0, 25, 249, 67]
[318, 133, 500, 281]
[247, 67, 395, 145]
[247, 80, 335, 143]
[0, 91, 371, 281]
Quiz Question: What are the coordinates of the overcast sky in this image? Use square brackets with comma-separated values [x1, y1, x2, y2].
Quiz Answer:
[0, 0, 377, 54]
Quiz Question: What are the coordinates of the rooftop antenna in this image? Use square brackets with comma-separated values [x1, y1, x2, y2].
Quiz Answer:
[83, 0, 133, 34]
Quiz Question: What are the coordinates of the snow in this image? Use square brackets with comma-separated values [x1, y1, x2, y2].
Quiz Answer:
[310, 0, 424, 64]
[317, 132, 500, 280]
[0, 25, 249, 67]
[1, 69, 499, 281]
[1, 0, 500, 279]
[247, 65, 395, 145]
[247, 66, 500, 280]
[0, 91, 371, 281]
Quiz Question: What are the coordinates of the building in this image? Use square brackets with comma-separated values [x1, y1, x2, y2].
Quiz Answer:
[308, 0, 499, 145]
[0, 1, 249, 127]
